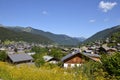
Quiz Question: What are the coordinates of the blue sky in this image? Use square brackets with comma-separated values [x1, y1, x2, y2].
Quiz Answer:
[0, 0, 120, 38]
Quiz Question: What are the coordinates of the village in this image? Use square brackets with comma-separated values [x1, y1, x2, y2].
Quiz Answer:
[0, 37, 119, 68]
[0, 0, 120, 79]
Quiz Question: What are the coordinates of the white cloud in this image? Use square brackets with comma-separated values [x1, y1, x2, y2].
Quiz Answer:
[89, 19, 96, 23]
[99, 1, 117, 12]
[42, 10, 48, 15]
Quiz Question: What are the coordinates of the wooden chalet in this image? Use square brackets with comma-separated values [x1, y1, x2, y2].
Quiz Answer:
[101, 45, 117, 54]
[107, 48, 117, 54]
[61, 51, 101, 68]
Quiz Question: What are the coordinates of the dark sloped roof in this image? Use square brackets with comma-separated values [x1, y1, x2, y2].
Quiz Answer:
[8, 53, 33, 63]
[61, 51, 80, 62]
[82, 52, 100, 58]
[61, 51, 100, 62]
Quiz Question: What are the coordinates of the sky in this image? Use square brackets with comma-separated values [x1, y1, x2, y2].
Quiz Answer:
[0, 0, 120, 38]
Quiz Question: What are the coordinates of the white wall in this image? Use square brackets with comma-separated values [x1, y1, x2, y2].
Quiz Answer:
[63, 63, 82, 68]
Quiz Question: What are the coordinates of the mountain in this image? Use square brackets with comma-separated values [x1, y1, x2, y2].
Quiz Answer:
[6, 26, 81, 45]
[84, 25, 120, 43]
[75, 37, 86, 42]
[0, 26, 53, 44]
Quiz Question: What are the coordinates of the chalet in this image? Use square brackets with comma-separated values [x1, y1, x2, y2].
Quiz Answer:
[61, 51, 101, 68]
[43, 55, 59, 64]
[107, 48, 117, 54]
[102, 44, 117, 54]
[8, 53, 33, 64]
[61, 51, 84, 68]
[83, 50, 94, 54]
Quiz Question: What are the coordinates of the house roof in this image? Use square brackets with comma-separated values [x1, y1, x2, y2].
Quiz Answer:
[107, 48, 117, 51]
[8, 53, 33, 63]
[84, 50, 93, 53]
[102, 45, 117, 51]
[43, 55, 53, 62]
[82, 52, 100, 58]
[61, 51, 101, 62]
[61, 51, 80, 62]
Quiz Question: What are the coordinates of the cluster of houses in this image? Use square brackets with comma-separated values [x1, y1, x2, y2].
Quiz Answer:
[0, 42, 101, 68]
[6, 50, 101, 68]
[0, 39, 119, 68]
[81, 39, 120, 55]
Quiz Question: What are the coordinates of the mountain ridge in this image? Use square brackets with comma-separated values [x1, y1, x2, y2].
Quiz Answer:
[84, 25, 120, 43]
[0, 26, 53, 44]
[5, 26, 83, 45]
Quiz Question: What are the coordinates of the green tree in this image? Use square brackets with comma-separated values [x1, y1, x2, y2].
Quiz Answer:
[102, 52, 120, 78]
[35, 58, 45, 67]
[49, 48, 63, 59]
[31, 46, 48, 54]
[111, 32, 120, 43]
[31, 47, 48, 67]
[0, 51, 7, 61]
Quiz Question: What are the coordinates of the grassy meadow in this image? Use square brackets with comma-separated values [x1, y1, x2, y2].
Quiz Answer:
[0, 62, 90, 80]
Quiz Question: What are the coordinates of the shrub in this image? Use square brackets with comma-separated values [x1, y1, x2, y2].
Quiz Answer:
[102, 52, 120, 76]
[0, 51, 7, 61]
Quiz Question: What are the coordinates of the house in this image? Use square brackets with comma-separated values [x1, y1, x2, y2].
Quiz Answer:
[26, 52, 35, 55]
[61, 51, 84, 68]
[43, 55, 59, 64]
[8, 53, 33, 64]
[61, 51, 101, 68]
[106, 48, 117, 54]
[83, 50, 94, 54]
[82, 52, 101, 62]
[102, 44, 117, 54]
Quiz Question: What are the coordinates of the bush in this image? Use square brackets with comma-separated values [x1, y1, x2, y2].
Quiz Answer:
[102, 52, 120, 76]
[0, 51, 7, 61]
[35, 59, 45, 67]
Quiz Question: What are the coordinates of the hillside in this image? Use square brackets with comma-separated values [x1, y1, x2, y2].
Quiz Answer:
[84, 25, 120, 43]
[0, 27, 53, 44]
[7, 26, 81, 45]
